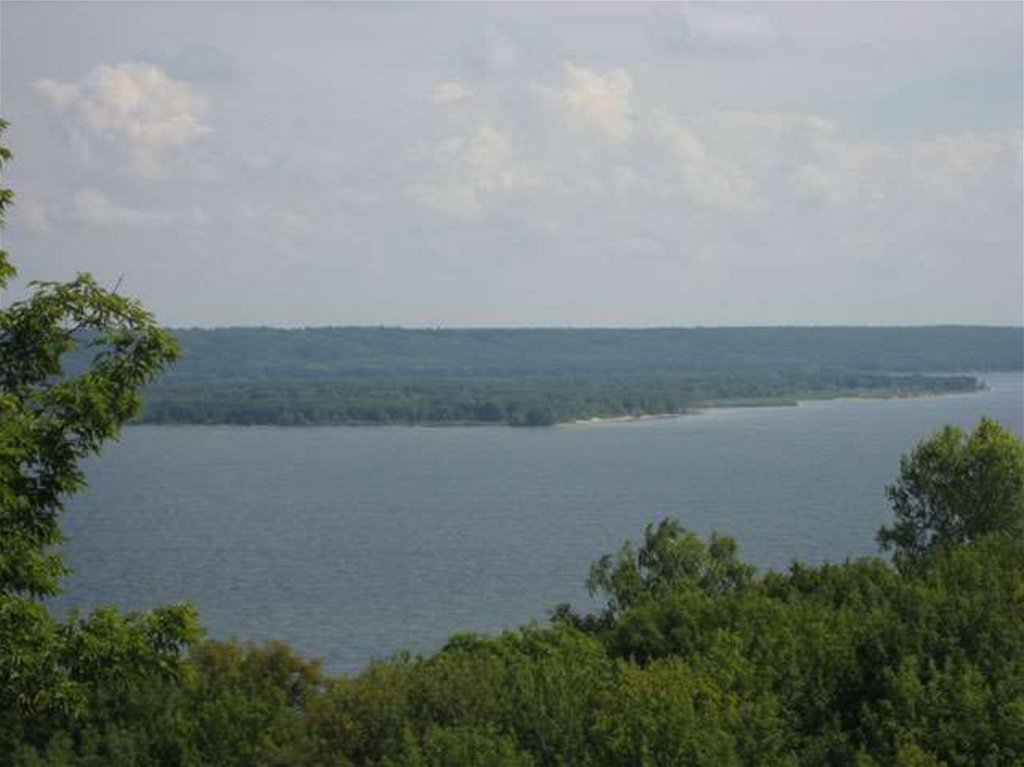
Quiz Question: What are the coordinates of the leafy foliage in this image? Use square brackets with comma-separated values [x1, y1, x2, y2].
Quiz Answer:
[879, 418, 1024, 568]
[0, 122, 200, 760]
[584, 520, 756, 618]
[13, 518, 1021, 766]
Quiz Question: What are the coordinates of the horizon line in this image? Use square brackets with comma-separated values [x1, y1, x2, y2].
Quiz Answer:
[161, 323, 1024, 332]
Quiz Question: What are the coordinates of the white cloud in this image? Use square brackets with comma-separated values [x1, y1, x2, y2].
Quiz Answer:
[433, 81, 475, 105]
[408, 124, 537, 218]
[464, 125, 535, 192]
[584, 104, 1020, 224]
[544, 64, 634, 142]
[791, 137, 895, 206]
[35, 61, 209, 175]
[670, 111, 858, 206]
[34, 79, 80, 110]
[679, 4, 778, 48]
[413, 56, 1019, 236]
[644, 112, 757, 210]
[73, 188, 174, 227]
[911, 132, 1020, 178]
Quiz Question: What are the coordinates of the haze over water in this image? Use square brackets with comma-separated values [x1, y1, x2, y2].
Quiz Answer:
[58, 373, 1022, 673]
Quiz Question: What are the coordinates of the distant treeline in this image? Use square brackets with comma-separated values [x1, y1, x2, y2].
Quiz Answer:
[140, 372, 982, 427]
[154, 326, 1024, 382]
[125, 325, 1016, 426]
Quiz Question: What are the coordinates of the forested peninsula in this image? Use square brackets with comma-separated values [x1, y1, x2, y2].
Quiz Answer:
[136, 326, 1021, 426]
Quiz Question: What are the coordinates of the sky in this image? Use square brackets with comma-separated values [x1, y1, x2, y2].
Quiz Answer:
[1, 1, 1021, 328]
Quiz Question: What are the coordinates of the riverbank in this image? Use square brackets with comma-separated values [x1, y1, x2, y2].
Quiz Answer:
[138, 373, 986, 428]
[563, 382, 991, 426]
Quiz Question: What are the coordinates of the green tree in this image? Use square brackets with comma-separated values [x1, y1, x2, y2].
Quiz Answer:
[0, 120, 200, 759]
[587, 519, 755, 617]
[877, 418, 1024, 568]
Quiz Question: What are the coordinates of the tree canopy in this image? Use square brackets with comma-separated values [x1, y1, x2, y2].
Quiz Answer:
[0, 120, 200, 753]
[878, 418, 1024, 568]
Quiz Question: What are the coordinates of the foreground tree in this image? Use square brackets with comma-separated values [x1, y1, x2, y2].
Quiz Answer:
[0, 121, 199, 757]
[878, 418, 1024, 569]
[586, 519, 755, 616]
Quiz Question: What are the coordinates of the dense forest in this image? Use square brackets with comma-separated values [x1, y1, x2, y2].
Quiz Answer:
[154, 326, 1024, 382]
[132, 326, 1021, 426]
[13, 529, 1010, 766]
[141, 372, 982, 427]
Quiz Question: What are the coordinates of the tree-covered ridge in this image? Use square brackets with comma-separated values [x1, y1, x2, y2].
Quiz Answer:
[158, 326, 1023, 383]
[140, 372, 981, 427]
[126, 325, 1016, 426]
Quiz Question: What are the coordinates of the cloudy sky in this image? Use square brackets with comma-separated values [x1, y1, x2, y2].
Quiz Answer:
[2, 2, 1021, 327]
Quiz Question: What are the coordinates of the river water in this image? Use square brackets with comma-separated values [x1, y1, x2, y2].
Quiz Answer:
[56, 372, 1023, 673]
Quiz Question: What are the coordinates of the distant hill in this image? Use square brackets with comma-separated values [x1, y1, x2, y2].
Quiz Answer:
[118, 326, 1019, 426]
[157, 326, 1024, 383]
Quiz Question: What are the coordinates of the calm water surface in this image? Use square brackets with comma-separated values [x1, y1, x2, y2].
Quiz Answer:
[57, 372, 1023, 673]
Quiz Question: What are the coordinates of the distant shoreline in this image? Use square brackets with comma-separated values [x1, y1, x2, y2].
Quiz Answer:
[134, 376, 993, 429]
[562, 383, 987, 426]
[565, 412, 692, 426]
[127, 326, 1017, 428]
